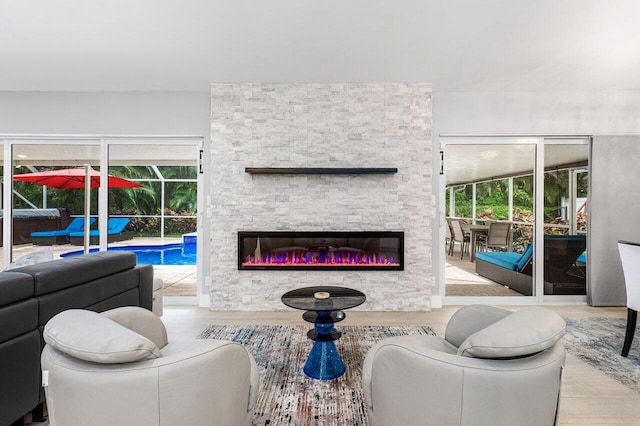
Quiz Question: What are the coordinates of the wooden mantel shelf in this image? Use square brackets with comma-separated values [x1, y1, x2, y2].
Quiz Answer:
[245, 167, 398, 175]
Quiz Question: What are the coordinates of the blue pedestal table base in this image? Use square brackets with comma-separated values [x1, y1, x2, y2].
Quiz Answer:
[302, 311, 345, 380]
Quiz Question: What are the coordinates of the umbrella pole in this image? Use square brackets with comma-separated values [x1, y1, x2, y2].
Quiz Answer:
[84, 165, 91, 254]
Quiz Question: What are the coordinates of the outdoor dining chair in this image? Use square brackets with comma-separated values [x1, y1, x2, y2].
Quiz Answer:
[477, 221, 512, 253]
[448, 219, 470, 259]
[445, 219, 452, 254]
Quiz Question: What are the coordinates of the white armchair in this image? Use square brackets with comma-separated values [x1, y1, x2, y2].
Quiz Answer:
[41, 307, 259, 426]
[362, 305, 566, 426]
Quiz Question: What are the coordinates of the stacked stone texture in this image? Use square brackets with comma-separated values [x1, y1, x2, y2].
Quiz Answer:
[210, 83, 432, 311]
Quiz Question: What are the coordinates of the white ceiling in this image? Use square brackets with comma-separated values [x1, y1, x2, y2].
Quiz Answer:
[445, 142, 589, 186]
[1, 0, 639, 92]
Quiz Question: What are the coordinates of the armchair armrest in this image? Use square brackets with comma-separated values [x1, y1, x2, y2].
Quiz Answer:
[361, 334, 565, 426]
[101, 306, 168, 349]
[362, 335, 458, 412]
[444, 305, 511, 347]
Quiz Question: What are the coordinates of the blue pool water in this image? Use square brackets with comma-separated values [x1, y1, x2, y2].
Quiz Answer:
[61, 243, 196, 265]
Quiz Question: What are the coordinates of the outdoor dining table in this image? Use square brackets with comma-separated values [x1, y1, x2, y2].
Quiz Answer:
[461, 224, 489, 262]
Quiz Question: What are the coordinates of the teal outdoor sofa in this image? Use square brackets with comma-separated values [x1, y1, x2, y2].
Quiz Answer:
[475, 235, 587, 296]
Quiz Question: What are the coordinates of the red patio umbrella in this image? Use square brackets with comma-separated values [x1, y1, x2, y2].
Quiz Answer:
[13, 167, 142, 189]
[14, 166, 141, 252]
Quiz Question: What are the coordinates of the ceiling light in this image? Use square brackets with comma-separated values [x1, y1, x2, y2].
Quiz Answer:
[480, 150, 498, 160]
[515, 145, 535, 152]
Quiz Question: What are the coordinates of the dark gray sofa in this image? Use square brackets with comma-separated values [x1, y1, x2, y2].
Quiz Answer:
[0, 251, 153, 426]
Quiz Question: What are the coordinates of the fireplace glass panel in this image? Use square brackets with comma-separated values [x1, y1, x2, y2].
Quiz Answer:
[238, 231, 404, 270]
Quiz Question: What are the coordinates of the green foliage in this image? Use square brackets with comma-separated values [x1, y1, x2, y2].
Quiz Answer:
[112, 208, 196, 236]
[11, 166, 198, 235]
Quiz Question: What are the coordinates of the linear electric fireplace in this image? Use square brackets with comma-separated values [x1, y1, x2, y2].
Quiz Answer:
[238, 231, 404, 271]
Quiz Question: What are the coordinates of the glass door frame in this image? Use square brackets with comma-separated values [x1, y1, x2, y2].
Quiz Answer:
[438, 135, 590, 306]
[1, 134, 207, 306]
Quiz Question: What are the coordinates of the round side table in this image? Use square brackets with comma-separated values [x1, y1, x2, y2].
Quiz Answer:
[281, 286, 366, 380]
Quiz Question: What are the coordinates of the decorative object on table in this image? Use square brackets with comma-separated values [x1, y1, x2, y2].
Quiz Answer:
[198, 324, 436, 425]
[282, 286, 366, 380]
[361, 305, 566, 426]
[314, 291, 330, 299]
[618, 240, 640, 356]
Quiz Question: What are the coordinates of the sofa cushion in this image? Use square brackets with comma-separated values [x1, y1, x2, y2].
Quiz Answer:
[44, 309, 162, 363]
[475, 244, 533, 272]
[475, 251, 522, 271]
[457, 306, 566, 359]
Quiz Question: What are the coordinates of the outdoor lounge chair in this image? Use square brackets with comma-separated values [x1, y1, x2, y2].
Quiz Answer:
[30, 217, 96, 246]
[476, 243, 534, 295]
[69, 218, 133, 246]
[475, 235, 587, 296]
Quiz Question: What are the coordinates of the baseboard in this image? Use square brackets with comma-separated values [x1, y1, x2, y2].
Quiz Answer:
[430, 295, 443, 308]
[163, 296, 199, 306]
[199, 294, 210, 308]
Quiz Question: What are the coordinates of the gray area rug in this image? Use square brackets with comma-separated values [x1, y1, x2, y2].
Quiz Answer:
[198, 325, 435, 425]
[563, 317, 640, 393]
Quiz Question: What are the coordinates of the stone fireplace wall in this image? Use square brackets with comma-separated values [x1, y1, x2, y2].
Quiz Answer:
[210, 83, 432, 311]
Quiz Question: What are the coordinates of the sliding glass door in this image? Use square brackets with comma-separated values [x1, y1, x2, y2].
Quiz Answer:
[440, 136, 589, 304]
[443, 139, 536, 300]
[1, 135, 206, 306]
[543, 140, 589, 297]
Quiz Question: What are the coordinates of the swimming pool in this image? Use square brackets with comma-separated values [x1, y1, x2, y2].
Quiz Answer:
[61, 243, 196, 266]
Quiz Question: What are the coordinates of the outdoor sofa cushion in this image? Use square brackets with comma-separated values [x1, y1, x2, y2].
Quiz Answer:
[30, 217, 95, 238]
[69, 218, 130, 238]
[475, 243, 533, 272]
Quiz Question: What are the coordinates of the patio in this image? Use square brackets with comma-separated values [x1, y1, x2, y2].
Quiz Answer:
[445, 253, 520, 296]
[5, 236, 196, 297]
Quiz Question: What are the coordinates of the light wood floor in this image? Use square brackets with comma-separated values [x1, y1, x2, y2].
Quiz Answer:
[162, 305, 640, 426]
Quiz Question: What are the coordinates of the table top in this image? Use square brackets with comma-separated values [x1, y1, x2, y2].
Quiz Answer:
[281, 286, 366, 312]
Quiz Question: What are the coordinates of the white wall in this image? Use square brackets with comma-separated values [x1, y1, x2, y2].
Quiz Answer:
[0, 91, 210, 135]
[434, 90, 640, 136]
[431, 89, 640, 299]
